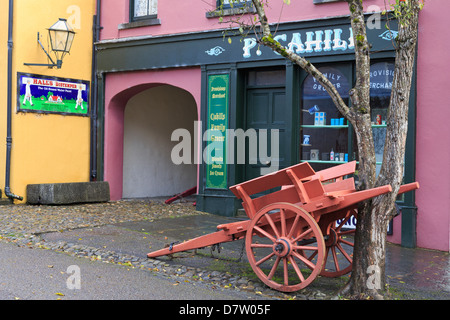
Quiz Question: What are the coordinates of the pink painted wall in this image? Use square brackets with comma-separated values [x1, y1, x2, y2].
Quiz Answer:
[104, 68, 201, 200]
[387, 0, 450, 251]
[99, 0, 392, 41]
[414, 0, 450, 251]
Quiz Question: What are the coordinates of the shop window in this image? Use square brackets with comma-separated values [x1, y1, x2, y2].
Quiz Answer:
[352, 62, 396, 194]
[131, 0, 158, 21]
[300, 65, 351, 172]
[364, 61, 394, 176]
[300, 62, 395, 179]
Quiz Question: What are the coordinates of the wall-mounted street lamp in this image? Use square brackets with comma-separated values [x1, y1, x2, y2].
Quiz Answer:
[24, 18, 75, 69]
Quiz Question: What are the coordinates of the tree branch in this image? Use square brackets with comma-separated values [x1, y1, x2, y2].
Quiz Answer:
[251, 0, 354, 122]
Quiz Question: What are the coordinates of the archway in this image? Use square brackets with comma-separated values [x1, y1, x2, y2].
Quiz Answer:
[103, 68, 201, 200]
[122, 85, 197, 198]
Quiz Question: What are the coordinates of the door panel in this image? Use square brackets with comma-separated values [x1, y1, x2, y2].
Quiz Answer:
[245, 88, 287, 182]
[248, 93, 270, 125]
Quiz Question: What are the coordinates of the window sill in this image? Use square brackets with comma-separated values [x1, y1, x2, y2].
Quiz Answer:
[206, 6, 255, 18]
[313, 0, 345, 4]
[119, 18, 161, 30]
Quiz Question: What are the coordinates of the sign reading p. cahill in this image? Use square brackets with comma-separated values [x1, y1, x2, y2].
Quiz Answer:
[17, 73, 89, 116]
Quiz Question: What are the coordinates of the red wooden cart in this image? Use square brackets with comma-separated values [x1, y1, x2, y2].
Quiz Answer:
[147, 161, 419, 292]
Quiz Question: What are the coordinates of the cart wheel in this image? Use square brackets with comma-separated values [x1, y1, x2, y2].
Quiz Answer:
[320, 209, 356, 277]
[245, 203, 325, 292]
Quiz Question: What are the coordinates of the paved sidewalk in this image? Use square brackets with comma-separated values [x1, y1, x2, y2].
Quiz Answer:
[0, 198, 448, 300]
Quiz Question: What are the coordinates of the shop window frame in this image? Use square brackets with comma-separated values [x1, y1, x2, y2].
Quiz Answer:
[130, 0, 158, 21]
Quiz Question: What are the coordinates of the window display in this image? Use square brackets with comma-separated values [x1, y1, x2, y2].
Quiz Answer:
[300, 61, 394, 174]
[352, 61, 393, 176]
[300, 65, 350, 171]
[370, 61, 394, 175]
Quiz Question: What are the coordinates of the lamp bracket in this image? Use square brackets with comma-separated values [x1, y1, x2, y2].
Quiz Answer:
[24, 32, 59, 68]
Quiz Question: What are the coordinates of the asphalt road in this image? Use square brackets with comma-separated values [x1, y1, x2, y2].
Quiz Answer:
[0, 240, 270, 301]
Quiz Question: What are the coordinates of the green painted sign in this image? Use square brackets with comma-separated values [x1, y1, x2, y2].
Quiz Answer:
[206, 74, 229, 189]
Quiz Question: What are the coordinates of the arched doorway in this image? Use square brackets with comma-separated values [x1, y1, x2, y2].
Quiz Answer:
[103, 68, 202, 200]
[122, 85, 197, 198]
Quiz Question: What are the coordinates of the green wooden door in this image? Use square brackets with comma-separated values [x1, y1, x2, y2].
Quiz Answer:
[244, 87, 288, 182]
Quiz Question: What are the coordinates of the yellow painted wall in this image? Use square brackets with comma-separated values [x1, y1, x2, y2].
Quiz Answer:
[2, 0, 96, 202]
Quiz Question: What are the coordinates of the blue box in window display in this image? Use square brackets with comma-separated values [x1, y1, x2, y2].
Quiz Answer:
[314, 112, 326, 125]
[303, 135, 310, 145]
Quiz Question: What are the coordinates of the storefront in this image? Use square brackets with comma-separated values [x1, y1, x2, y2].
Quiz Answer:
[197, 16, 416, 231]
[96, 13, 417, 247]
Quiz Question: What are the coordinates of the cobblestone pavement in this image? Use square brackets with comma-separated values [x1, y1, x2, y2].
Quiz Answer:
[0, 198, 448, 300]
[0, 198, 335, 300]
[0, 198, 202, 235]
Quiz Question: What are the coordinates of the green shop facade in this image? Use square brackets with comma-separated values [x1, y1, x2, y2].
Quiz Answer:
[96, 15, 417, 247]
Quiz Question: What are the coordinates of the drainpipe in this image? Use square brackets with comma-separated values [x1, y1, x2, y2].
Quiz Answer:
[90, 0, 102, 181]
[5, 0, 23, 202]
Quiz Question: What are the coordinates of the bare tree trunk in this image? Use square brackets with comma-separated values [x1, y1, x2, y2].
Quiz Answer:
[248, 0, 421, 298]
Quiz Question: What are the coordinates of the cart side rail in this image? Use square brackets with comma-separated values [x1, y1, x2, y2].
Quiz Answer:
[311, 161, 357, 182]
[230, 162, 358, 219]
[229, 162, 316, 199]
[323, 177, 356, 193]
